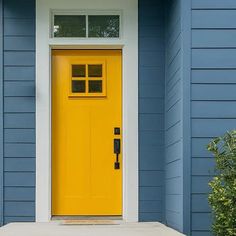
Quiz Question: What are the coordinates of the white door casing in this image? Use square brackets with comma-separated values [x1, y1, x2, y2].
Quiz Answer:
[36, 0, 138, 222]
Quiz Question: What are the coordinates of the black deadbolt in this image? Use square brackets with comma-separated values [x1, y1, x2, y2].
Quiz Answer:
[114, 127, 120, 135]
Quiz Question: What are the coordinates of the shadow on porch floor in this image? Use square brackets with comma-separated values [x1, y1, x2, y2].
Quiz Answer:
[0, 222, 185, 236]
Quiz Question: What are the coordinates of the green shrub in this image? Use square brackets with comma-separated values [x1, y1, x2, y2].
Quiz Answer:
[207, 130, 236, 236]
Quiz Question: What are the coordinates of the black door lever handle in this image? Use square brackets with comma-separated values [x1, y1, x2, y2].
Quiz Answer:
[114, 139, 120, 154]
[114, 139, 120, 169]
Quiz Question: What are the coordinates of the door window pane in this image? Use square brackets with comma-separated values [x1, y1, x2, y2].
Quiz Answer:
[88, 15, 120, 38]
[54, 15, 86, 37]
[89, 80, 103, 93]
[72, 80, 86, 93]
[72, 65, 86, 77]
[88, 65, 102, 77]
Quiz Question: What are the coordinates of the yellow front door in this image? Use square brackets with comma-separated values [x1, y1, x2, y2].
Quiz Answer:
[52, 50, 122, 216]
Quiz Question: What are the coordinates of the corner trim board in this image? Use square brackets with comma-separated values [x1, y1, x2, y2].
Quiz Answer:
[0, 0, 3, 226]
[181, 0, 192, 234]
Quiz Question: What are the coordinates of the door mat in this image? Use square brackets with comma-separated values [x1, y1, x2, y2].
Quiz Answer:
[61, 220, 119, 225]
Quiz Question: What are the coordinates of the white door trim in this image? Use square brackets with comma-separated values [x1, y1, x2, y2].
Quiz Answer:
[36, 0, 138, 222]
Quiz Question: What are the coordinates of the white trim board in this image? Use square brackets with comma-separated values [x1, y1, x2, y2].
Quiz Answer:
[36, 0, 138, 222]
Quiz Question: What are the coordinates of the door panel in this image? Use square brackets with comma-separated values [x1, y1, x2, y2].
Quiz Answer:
[52, 50, 122, 215]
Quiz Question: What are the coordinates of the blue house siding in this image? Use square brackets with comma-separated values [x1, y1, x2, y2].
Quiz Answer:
[138, 0, 165, 222]
[0, 0, 4, 226]
[2, 0, 35, 224]
[191, 0, 236, 235]
[164, 0, 183, 232]
[2, 0, 236, 234]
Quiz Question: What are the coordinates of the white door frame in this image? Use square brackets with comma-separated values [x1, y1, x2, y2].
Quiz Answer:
[36, 0, 138, 222]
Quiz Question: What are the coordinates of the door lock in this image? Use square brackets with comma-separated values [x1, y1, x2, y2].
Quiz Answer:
[114, 127, 120, 135]
[114, 139, 120, 169]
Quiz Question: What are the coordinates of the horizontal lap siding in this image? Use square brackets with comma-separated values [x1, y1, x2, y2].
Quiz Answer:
[192, 0, 236, 9]
[191, 1, 236, 235]
[3, 0, 35, 224]
[139, 0, 165, 222]
[0, 0, 3, 226]
[165, 0, 183, 232]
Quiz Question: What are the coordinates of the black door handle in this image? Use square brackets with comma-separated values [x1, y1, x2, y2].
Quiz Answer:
[114, 139, 120, 154]
[114, 139, 120, 169]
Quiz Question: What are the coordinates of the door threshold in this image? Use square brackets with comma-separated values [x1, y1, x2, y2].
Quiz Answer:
[51, 216, 123, 225]
[52, 216, 123, 221]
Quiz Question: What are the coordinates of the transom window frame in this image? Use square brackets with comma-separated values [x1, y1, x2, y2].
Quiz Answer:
[51, 10, 123, 39]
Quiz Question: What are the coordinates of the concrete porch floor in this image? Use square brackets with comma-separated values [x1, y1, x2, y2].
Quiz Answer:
[0, 222, 185, 236]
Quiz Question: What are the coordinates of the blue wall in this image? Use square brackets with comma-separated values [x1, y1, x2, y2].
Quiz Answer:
[0, 0, 168, 226]
[0, 0, 4, 226]
[191, 0, 236, 235]
[0, 0, 168, 224]
[138, 0, 165, 222]
[164, 0, 183, 232]
[2, 0, 36, 224]
[2, 0, 234, 234]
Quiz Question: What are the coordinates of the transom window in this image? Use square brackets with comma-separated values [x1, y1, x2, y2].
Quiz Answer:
[69, 62, 106, 97]
[53, 12, 120, 38]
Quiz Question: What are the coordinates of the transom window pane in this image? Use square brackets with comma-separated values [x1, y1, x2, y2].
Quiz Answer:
[88, 65, 103, 77]
[53, 14, 120, 38]
[88, 15, 120, 38]
[54, 15, 86, 37]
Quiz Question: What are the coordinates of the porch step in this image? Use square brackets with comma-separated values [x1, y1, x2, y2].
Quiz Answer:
[0, 222, 186, 236]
